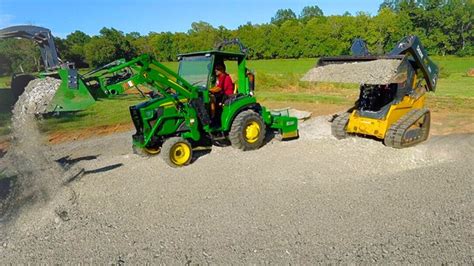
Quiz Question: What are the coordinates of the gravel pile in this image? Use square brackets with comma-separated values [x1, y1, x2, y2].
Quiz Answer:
[301, 59, 402, 84]
[298, 116, 333, 140]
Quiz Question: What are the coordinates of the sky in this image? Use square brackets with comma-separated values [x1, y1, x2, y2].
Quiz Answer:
[0, 0, 381, 37]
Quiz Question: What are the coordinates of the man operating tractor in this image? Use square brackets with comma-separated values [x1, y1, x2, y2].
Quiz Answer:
[209, 63, 234, 122]
[210, 63, 234, 98]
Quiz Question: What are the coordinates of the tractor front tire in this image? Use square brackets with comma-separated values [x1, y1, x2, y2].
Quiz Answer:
[229, 110, 266, 151]
[132, 145, 161, 157]
[161, 137, 193, 167]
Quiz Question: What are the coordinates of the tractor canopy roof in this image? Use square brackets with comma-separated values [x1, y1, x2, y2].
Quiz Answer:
[178, 50, 246, 61]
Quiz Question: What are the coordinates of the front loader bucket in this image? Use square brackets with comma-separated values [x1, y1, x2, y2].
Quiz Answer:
[46, 69, 96, 113]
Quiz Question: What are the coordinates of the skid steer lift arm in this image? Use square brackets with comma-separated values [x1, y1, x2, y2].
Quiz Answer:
[389, 36, 438, 92]
[0, 25, 61, 70]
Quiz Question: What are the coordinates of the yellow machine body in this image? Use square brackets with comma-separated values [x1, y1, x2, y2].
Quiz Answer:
[347, 93, 426, 140]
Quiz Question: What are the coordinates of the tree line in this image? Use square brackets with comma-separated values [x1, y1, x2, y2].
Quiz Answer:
[0, 0, 472, 75]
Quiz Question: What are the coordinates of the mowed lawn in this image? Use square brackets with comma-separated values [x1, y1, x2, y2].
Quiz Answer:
[0, 56, 472, 136]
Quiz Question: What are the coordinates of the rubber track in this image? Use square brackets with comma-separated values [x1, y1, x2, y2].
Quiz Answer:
[384, 108, 430, 149]
[331, 112, 351, 139]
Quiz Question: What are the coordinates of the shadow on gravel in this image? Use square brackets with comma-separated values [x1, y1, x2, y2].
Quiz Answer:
[0, 173, 17, 220]
[56, 155, 99, 170]
[191, 148, 212, 164]
[65, 163, 124, 184]
[84, 163, 124, 175]
[56, 155, 124, 184]
[187, 129, 301, 165]
[0, 175, 15, 201]
[264, 129, 300, 145]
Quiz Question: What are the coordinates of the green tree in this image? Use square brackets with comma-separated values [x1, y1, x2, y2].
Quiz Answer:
[84, 37, 116, 66]
[0, 39, 40, 74]
[62, 30, 91, 67]
[151, 32, 176, 61]
[271, 9, 297, 26]
[99, 27, 137, 60]
[299, 5, 324, 22]
[187, 21, 219, 51]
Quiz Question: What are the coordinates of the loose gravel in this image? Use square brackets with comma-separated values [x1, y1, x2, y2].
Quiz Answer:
[0, 78, 79, 228]
[0, 115, 472, 263]
[301, 59, 402, 84]
[0, 82, 472, 264]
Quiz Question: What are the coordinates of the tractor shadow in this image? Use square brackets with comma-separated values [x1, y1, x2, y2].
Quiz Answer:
[0, 174, 15, 201]
[191, 147, 213, 164]
[55, 155, 124, 184]
[56, 155, 99, 170]
[190, 130, 291, 164]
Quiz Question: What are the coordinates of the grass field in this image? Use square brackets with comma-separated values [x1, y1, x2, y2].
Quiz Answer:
[0, 76, 10, 88]
[0, 56, 472, 138]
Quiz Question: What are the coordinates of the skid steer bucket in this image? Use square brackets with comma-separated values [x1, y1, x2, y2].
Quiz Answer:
[302, 55, 406, 85]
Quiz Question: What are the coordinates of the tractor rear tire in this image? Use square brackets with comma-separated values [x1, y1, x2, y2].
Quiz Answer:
[161, 137, 193, 167]
[229, 110, 266, 151]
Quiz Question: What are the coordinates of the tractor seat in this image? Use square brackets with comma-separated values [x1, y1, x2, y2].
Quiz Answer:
[224, 93, 246, 105]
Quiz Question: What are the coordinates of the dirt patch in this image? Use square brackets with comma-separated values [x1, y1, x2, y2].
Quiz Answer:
[467, 68, 474, 77]
[0, 140, 9, 158]
[47, 123, 134, 144]
[430, 109, 474, 135]
[301, 59, 402, 84]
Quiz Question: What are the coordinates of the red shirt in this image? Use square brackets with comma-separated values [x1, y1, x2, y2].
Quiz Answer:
[216, 73, 234, 96]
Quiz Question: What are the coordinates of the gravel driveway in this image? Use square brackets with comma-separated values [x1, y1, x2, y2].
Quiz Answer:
[0, 117, 472, 263]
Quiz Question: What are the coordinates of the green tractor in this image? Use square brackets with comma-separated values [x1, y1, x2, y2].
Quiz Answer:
[129, 40, 299, 167]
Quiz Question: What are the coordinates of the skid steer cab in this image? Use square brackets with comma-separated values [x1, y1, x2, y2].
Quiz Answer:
[129, 40, 298, 167]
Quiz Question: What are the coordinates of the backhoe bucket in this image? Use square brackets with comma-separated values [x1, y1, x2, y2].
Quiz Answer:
[45, 69, 96, 113]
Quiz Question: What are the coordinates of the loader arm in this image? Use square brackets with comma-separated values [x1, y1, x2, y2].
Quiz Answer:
[106, 54, 199, 99]
[389, 36, 438, 92]
[0, 25, 61, 70]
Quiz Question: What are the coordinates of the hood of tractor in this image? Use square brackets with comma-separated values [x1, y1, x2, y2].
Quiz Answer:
[130, 96, 188, 145]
